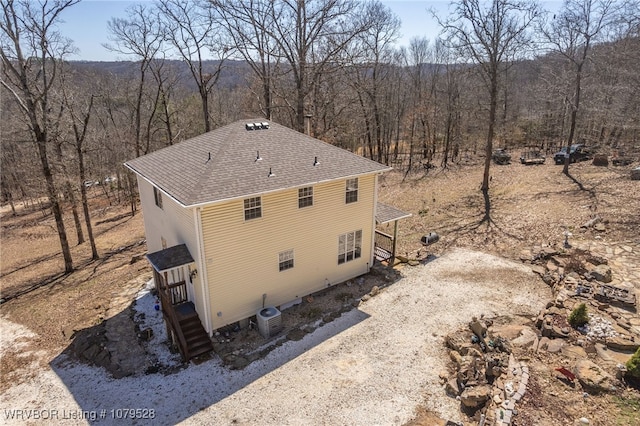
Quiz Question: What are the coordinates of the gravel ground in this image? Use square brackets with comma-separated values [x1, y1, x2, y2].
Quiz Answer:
[0, 248, 552, 425]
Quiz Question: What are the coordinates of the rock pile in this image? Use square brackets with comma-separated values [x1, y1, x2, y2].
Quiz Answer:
[525, 246, 639, 356]
[443, 317, 529, 425]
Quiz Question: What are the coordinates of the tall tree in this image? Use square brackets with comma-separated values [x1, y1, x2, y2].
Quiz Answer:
[157, 0, 229, 132]
[216, 0, 372, 132]
[540, 0, 622, 175]
[440, 0, 540, 222]
[216, 0, 280, 120]
[1, 0, 79, 273]
[105, 3, 163, 158]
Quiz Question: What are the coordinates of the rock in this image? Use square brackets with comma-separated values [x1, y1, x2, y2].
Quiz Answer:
[590, 264, 612, 283]
[579, 417, 590, 424]
[574, 359, 614, 393]
[446, 377, 461, 396]
[460, 384, 492, 409]
[449, 350, 463, 367]
[606, 336, 640, 352]
[594, 222, 606, 232]
[511, 327, 539, 350]
[631, 166, 640, 180]
[561, 344, 587, 359]
[469, 317, 488, 338]
[531, 265, 546, 276]
[537, 336, 551, 352]
[446, 331, 476, 354]
[547, 339, 566, 353]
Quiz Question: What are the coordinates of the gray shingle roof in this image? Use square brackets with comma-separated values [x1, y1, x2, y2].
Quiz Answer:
[375, 202, 412, 224]
[125, 119, 391, 206]
[146, 244, 194, 272]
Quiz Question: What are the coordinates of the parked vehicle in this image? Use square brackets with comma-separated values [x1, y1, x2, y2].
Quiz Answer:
[553, 144, 592, 164]
[492, 148, 511, 165]
[520, 149, 545, 165]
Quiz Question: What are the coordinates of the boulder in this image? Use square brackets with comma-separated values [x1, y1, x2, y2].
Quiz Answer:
[511, 327, 539, 350]
[606, 336, 640, 352]
[574, 359, 615, 393]
[460, 384, 492, 409]
[590, 264, 612, 283]
[631, 166, 640, 180]
[547, 339, 566, 353]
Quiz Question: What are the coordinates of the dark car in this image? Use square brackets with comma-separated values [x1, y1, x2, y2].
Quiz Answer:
[553, 144, 592, 165]
[492, 148, 511, 165]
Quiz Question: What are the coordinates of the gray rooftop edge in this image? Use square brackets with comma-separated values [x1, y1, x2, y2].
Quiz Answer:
[125, 119, 392, 207]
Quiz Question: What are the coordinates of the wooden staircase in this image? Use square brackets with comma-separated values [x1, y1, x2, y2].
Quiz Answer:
[174, 302, 213, 361]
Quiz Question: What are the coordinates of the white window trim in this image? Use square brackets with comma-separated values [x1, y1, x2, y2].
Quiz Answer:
[279, 249, 294, 271]
[244, 196, 262, 220]
[298, 186, 313, 208]
[338, 230, 362, 264]
[345, 178, 358, 204]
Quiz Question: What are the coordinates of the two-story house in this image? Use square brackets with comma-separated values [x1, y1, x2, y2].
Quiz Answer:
[125, 119, 409, 360]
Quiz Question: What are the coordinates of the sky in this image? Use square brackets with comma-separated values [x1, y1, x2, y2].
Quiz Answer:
[56, 0, 449, 62]
[58, 0, 561, 62]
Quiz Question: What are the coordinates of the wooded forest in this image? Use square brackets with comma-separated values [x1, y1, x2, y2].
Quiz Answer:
[2, 0, 639, 273]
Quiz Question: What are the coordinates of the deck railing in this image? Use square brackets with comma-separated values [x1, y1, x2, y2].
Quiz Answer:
[155, 273, 190, 360]
[374, 230, 394, 261]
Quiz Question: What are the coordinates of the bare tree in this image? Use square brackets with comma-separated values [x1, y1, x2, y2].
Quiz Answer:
[439, 0, 540, 222]
[216, 0, 281, 119]
[157, 0, 229, 132]
[216, 0, 372, 132]
[60, 71, 99, 260]
[105, 3, 164, 158]
[1, 0, 79, 273]
[540, 0, 622, 175]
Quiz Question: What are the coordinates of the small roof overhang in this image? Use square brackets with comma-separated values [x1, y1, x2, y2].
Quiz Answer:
[146, 244, 194, 273]
[376, 202, 412, 224]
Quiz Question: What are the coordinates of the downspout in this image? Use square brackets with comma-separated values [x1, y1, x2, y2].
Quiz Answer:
[194, 207, 212, 334]
[370, 174, 379, 272]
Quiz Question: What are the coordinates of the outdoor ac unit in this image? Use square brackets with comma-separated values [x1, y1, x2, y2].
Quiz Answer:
[256, 306, 282, 338]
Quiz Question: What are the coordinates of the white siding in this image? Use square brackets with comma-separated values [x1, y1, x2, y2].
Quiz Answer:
[200, 174, 377, 330]
[137, 177, 205, 319]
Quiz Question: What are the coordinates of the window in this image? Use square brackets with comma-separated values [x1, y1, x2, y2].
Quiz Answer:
[244, 197, 262, 220]
[298, 186, 313, 208]
[345, 178, 358, 203]
[338, 230, 362, 264]
[153, 187, 163, 209]
[279, 249, 294, 271]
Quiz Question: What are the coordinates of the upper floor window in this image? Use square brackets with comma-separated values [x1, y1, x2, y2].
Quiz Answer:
[153, 187, 163, 209]
[298, 186, 313, 208]
[345, 178, 358, 203]
[244, 196, 262, 220]
[338, 230, 362, 264]
[279, 249, 294, 271]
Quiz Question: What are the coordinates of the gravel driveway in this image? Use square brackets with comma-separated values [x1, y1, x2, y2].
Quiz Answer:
[0, 248, 551, 425]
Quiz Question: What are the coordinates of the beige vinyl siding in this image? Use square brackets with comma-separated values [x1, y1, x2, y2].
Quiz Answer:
[200, 174, 377, 330]
[137, 177, 205, 318]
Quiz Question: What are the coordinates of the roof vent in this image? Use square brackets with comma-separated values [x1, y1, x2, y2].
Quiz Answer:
[255, 150, 262, 162]
[313, 156, 319, 166]
[245, 123, 255, 130]
[268, 167, 275, 177]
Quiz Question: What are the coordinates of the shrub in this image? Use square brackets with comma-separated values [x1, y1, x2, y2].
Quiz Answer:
[626, 347, 640, 379]
[568, 303, 589, 328]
